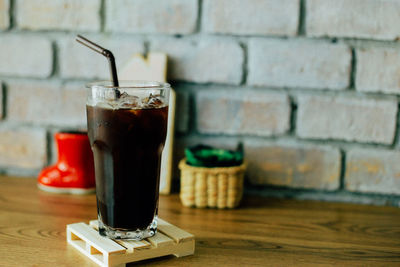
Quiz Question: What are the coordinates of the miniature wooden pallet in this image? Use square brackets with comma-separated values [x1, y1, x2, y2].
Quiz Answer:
[66, 219, 195, 267]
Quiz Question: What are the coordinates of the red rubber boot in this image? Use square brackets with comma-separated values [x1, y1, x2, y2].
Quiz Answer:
[38, 132, 95, 194]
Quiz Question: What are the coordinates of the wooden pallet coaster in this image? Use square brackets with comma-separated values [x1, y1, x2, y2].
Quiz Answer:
[66, 219, 195, 267]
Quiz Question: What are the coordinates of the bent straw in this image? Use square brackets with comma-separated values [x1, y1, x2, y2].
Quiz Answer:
[76, 35, 119, 87]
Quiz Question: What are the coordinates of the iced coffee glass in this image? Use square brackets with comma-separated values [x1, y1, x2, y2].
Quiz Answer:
[86, 81, 170, 240]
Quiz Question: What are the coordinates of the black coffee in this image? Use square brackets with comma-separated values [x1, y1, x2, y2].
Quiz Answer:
[87, 105, 168, 230]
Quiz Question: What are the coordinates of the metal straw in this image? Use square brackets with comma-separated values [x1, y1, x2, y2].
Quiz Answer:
[76, 35, 119, 87]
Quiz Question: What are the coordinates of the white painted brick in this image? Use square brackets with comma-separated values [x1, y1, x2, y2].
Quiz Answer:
[0, 127, 47, 169]
[0, 35, 52, 78]
[346, 148, 400, 195]
[151, 38, 243, 84]
[196, 89, 290, 136]
[0, 0, 10, 30]
[248, 39, 351, 89]
[16, 0, 100, 31]
[296, 95, 398, 144]
[245, 140, 341, 190]
[307, 0, 400, 40]
[356, 47, 400, 94]
[106, 0, 197, 34]
[202, 0, 299, 36]
[7, 80, 87, 127]
[59, 35, 144, 79]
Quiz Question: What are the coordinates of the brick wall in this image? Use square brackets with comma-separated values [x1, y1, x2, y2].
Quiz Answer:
[0, 0, 399, 206]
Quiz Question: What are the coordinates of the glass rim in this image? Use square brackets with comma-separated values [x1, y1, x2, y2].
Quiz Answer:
[86, 80, 171, 90]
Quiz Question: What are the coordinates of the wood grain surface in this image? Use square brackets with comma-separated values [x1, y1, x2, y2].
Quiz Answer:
[0, 176, 399, 266]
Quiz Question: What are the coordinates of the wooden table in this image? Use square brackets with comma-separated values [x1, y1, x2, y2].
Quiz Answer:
[1, 176, 399, 266]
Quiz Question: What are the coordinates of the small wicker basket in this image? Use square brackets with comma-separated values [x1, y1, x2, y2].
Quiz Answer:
[179, 159, 247, 209]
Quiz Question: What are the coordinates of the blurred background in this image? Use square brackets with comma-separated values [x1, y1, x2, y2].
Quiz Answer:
[0, 0, 399, 206]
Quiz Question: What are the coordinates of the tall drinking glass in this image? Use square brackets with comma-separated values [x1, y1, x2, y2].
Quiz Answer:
[86, 81, 170, 240]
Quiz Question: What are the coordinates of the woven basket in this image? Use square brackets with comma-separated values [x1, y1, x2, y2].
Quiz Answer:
[179, 159, 247, 209]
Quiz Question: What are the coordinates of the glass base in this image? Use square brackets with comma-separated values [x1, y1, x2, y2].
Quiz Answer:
[98, 216, 157, 240]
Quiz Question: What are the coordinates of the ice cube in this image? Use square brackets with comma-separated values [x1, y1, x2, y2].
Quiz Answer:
[118, 92, 139, 109]
[142, 93, 164, 108]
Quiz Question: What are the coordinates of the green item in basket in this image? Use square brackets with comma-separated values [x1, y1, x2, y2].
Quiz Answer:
[185, 144, 243, 167]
